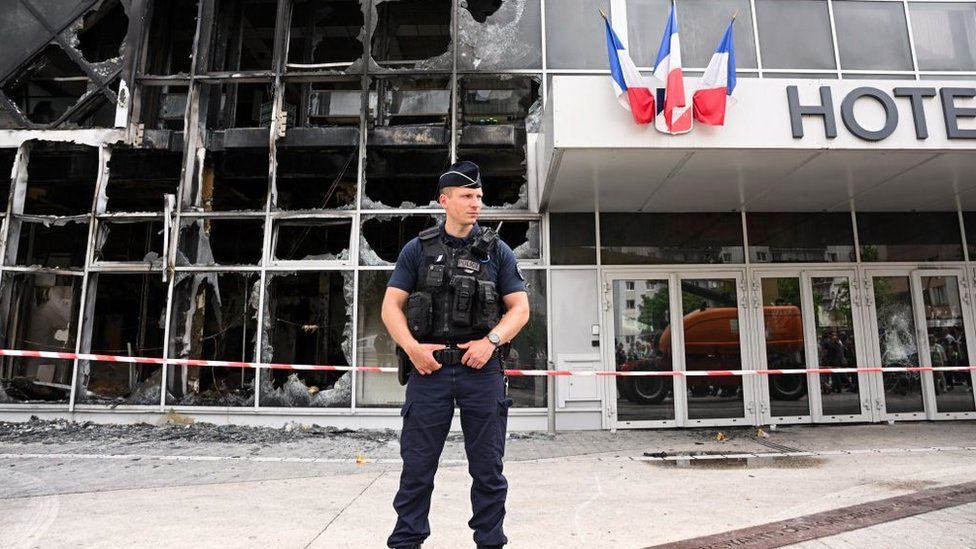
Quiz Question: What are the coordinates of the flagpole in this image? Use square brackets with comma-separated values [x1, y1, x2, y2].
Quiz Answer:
[599, 7, 607, 20]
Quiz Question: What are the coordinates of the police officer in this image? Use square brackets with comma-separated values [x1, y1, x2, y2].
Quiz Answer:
[382, 160, 530, 549]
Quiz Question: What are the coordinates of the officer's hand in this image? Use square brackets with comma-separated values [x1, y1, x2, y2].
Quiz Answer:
[458, 338, 495, 369]
[407, 343, 445, 375]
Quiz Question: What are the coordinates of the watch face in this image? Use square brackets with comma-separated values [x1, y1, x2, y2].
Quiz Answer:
[488, 333, 501, 345]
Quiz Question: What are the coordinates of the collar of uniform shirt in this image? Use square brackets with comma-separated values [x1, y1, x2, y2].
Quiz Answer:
[440, 221, 481, 248]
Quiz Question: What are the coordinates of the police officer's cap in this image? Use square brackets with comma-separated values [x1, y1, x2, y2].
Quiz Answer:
[437, 160, 481, 193]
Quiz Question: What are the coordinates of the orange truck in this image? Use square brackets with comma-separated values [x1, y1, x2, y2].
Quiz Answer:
[617, 306, 806, 404]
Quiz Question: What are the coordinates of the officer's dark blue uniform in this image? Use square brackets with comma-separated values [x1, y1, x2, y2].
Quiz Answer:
[386, 195, 526, 547]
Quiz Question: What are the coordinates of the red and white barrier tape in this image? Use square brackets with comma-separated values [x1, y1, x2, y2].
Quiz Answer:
[1, 349, 975, 378]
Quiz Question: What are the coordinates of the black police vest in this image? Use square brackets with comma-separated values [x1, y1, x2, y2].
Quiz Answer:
[404, 226, 502, 343]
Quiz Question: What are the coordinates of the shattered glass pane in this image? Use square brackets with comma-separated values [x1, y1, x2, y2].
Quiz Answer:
[507, 268, 547, 407]
[457, 148, 525, 207]
[196, 149, 270, 211]
[207, 0, 279, 72]
[273, 219, 352, 261]
[144, 0, 198, 75]
[288, 0, 365, 67]
[457, 0, 542, 70]
[178, 218, 265, 266]
[25, 144, 98, 215]
[168, 272, 258, 407]
[76, 0, 128, 64]
[282, 81, 363, 128]
[203, 82, 275, 129]
[364, 147, 449, 208]
[487, 220, 540, 260]
[81, 273, 167, 404]
[0, 273, 81, 404]
[104, 149, 182, 212]
[3, 44, 91, 125]
[95, 220, 164, 264]
[138, 84, 189, 131]
[260, 272, 352, 408]
[356, 270, 402, 406]
[371, 0, 452, 70]
[13, 220, 89, 268]
[360, 215, 438, 265]
[275, 148, 358, 209]
[0, 149, 14, 212]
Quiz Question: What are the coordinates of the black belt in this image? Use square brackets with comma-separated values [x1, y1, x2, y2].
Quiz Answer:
[433, 347, 466, 365]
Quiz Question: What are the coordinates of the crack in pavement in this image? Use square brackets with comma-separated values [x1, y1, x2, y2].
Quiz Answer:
[303, 471, 387, 549]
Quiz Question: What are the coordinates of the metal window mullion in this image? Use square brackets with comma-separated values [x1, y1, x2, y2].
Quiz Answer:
[540, 0, 549, 105]
[750, 0, 764, 78]
[958, 202, 969, 262]
[902, 0, 922, 80]
[851, 205, 862, 263]
[450, 0, 459, 164]
[826, 0, 844, 79]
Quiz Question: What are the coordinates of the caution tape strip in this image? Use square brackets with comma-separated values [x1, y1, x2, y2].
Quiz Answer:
[1, 349, 975, 378]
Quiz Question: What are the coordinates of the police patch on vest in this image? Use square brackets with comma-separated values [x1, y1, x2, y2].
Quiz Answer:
[456, 258, 481, 273]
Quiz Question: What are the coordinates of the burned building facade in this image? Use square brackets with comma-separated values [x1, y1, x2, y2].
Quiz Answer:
[3, 0, 976, 431]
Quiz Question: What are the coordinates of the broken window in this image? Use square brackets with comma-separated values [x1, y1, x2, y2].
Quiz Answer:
[202, 81, 275, 129]
[275, 148, 358, 210]
[0, 149, 15, 212]
[80, 273, 167, 404]
[364, 147, 449, 208]
[260, 271, 352, 408]
[457, 0, 542, 70]
[360, 214, 437, 265]
[168, 272, 258, 406]
[370, 0, 452, 70]
[206, 0, 279, 72]
[506, 268, 547, 407]
[95, 220, 164, 264]
[288, 0, 365, 70]
[482, 219, 540, 260]
[189, 149, 270, 211]
[11, 220, 89, 268]
[3, 44, 90, 125]
[75, 0, 128, 64]
[0, 273, 82, 404]
[356, 270, 401, 406]
[282, 80, 363, 128]
[178, 218, 265, 266]
[457, 75, 539, 208]
[103, 149, 182, 213]
[23, 143, 98, 215]
[137, 84, 189, 132]
[272, 218, 352, 262]
[143, 0, 198, 75]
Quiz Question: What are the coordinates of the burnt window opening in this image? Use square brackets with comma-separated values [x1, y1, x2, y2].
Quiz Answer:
[360, 215, 437, 264]
[356, 269, 400, 406]
[24, 143, 98, 215]
[275, 148, 358, 210]
[82, 273, 167, 404]
[168, 272, 258, 406]
[104, 149, 182, 212]
[197, 149, 270, 211]
[95, 220, 164, 263]
[480, 219, 540, 260]
[261, 271, 352, 407]
[0, 149, 14, 212]
[203, 82, 275, 129]
[3, 44, 91, 126]
[371, 0, 452, 69]
[178, 218, 265, 265]
[363, 146, 449, 208]
[208, 0, 279, 72]
[456, 147, 524, 206]
[273, 219, 352, 261]
[282, 81, 362, 128]
[457, 0, 542, 70]
[12, 220, 89, 268]
[372, 76, 451, 128]
[138, 84, 188, 131]
[288, 0, 365, 68]
[76, 0, 128, 63]
[0, 273, 82, 403]
[144, 0, 198, 75]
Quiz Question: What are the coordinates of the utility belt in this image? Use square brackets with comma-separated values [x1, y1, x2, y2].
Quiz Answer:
[395, 342, 512, 385]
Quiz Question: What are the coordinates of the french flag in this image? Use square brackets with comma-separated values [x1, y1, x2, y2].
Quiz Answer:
[693, 19, 737, 126]
[603, 14, 656, 125]
[652, 2, 692, 134]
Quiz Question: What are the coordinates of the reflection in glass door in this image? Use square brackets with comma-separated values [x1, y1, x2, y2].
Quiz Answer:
[917, 273, 975, 415]
[809, 274, 867, 419]
[610, 278, 676, 424]
[756, 276, 810, 420]
[679, 275, 751, 424]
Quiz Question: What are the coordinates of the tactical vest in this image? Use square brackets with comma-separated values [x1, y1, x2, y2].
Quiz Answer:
[405, 225, 502, 343]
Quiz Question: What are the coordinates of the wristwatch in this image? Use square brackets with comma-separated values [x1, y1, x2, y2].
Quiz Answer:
[487, 332, 502, 347]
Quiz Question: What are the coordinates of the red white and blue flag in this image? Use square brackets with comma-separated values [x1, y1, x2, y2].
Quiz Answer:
[603, 14, 657, 125]
[652, 2, 692, 134]
[693, 19, 737, 126]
